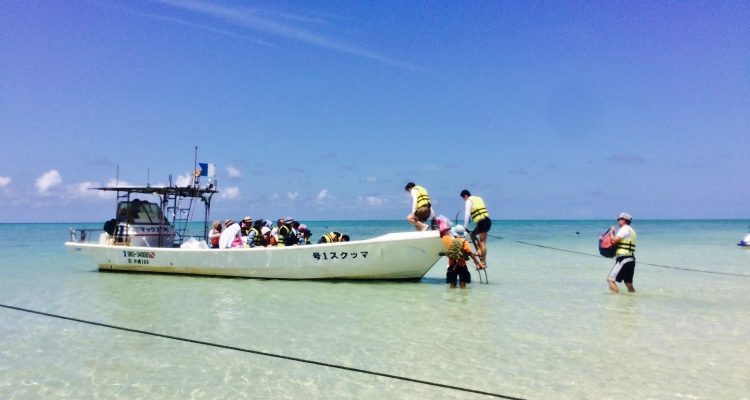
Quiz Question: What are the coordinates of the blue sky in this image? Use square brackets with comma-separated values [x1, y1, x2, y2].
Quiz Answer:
[1, 0, 748, 222]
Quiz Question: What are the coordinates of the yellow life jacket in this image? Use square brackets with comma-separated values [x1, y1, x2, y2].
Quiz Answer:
[615, 226, 637, 257]
[277, 225, 290, 246]
[414, 185, 431, 208]
[323, 232, 340, 243]
[251, 227, 263, 246]
[469, 196, 490, 223]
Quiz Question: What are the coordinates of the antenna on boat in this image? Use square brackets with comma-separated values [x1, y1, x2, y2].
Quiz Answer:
[193, 145, 199, 189]
[147, 168, 150, 188]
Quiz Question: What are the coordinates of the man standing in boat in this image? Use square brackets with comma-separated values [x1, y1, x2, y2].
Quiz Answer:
[607, 213, 637, 293]
[460, 189, 491, 268]
[405, 182, 432, 231]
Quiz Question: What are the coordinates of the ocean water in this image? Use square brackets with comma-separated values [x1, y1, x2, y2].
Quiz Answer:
[0, 220, 748, 399]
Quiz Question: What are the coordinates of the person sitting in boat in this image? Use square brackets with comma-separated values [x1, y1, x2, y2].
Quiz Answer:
[240, 216, 253, 236]
[239, 216, 253, 246]
[208, 220, 222, 249]
[298, 224, 312, 245]
[318, 231, 350, 244]
[277, 218, 297, 246]
[218, 219, 242, 248]
[441, 225, 483, 288]
[265, 226, 277, 246]
[246, 222, 267, 248]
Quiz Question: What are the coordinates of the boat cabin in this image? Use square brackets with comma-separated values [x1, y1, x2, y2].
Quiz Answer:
[104, 199, 175, 247]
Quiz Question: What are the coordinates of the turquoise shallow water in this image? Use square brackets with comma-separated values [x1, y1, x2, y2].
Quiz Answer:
[1, 220, 749, 399]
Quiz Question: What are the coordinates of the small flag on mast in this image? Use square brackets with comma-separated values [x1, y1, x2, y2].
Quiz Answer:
[198, 163, 216, 177]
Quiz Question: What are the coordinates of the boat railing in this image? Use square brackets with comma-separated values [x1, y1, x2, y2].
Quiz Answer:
[68, 228, 110, 244]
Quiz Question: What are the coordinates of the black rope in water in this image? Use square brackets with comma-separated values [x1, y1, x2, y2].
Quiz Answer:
[490, 236, 750, 278]
[0, 303, 526, 400]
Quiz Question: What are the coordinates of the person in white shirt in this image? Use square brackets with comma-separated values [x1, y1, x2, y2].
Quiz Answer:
[461, 190, 491, 267]
[607, 213, 637, 293]
[404, 182, 433, 231]
[218, 219, 241, 249]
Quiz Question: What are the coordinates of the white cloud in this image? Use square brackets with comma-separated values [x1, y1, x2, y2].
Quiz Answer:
[175, 174, 194, 187]
[287, 192, 299, 201]
[226, 165, 242, 178]
[68, 181, 114, 200]
[316, 189, 328, 201]
[105, 178, 133, 187]
[0, 176, 11, 187]
[365, 176, 377, 183]
[362, 195, 387, 207]
[36, 170, 62, 194]
[220, 186, 240, 199]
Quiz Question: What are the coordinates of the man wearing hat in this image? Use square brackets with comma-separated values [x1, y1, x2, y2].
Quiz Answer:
[607, 212, 637, 293]
[239, 216, 253, 245]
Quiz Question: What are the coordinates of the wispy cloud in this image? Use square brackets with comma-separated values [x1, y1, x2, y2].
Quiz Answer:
[510, 167, 529, 176]
[0, 176, 11, 187]
[151, 0, 418, 69]
[140, 12, 275, 47]
[67, 181, 115, 200]
[220, 186, 240, 199]
[316, 189, 328, 202]
[226, 165, 242, 178]
[605, 154, 645, 165]
[360, 195, 387, 207]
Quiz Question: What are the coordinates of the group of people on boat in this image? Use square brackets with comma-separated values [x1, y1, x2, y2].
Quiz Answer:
[208, 216, 349, 249]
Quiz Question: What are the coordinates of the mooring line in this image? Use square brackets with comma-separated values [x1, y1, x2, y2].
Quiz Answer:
[0, 303, 526, 400]
[508, 239, 750, 278]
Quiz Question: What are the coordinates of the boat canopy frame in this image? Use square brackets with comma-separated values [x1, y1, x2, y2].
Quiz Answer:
[95, 184, 218, 247]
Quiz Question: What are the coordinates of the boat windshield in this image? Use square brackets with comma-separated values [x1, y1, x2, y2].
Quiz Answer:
[117, 200, 165, 225]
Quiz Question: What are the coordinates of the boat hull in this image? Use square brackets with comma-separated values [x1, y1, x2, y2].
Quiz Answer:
[739, 234, 750, 248]
[66, 231, 445, 280]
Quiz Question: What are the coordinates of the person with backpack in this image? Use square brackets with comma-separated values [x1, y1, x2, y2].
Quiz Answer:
[441, 225, 483, 288]
[607, 213, 637, 293]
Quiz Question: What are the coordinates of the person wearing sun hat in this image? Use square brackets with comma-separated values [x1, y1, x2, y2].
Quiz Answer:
[607, 212, 637, 293]
[441, 224, 483, 288]
[218, 219, 241, 248]
[240, 216, 253, 235]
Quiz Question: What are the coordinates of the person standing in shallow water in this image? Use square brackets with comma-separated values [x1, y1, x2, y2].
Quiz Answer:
[607, 213, 637, 293]
[441, 225, 483, 288]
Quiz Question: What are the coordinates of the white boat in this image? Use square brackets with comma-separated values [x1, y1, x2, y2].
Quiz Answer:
[66, 231, 444, 279]
[738, 233, 750, 248]
[65, 182, 445, 280]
